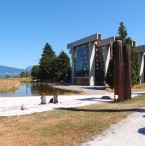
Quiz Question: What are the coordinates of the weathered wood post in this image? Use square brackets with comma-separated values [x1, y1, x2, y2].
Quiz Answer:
[113, 40, 123, 102]
[122, 45, 131, 100]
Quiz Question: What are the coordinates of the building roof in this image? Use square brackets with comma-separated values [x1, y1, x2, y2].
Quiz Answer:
[136, 45, 145, 53]
[67, 33, 101, 49]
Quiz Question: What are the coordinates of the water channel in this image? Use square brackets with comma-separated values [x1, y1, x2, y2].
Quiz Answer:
[0, 83, 77, 97]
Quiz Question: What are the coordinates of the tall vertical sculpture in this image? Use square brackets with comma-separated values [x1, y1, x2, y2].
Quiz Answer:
[122, 45, 131, 100]
[113, 41, 123, 102]
[113, 41, 131, 102]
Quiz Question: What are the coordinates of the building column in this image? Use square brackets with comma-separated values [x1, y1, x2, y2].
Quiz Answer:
[70, 47, 75, 84]
[138, 52, 145, 83]
[89, 42, 96, 86]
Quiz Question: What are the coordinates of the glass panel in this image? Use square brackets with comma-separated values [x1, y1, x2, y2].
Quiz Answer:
[95, 47, 105, 85]
[74, 44, 89, 77]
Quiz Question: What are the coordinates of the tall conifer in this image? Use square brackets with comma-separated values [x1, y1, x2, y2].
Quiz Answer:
[105, 22, 140, 87]
[39, 43, 56, 81]
[57, 51, 71, 82]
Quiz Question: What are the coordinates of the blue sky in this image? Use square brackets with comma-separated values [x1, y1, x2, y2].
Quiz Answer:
[0, 0, 145, 69]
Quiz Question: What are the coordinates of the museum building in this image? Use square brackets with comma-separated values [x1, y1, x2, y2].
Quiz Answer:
[67, 33, 145, 86]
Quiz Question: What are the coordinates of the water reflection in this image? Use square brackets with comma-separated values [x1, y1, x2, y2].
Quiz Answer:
[0, 83, 76, 97]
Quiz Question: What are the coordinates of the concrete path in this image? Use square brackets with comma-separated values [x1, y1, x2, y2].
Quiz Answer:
[0, 94, 113, 116]
[83, 108, 145, 146]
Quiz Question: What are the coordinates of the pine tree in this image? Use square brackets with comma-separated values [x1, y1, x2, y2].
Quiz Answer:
[39, 43, 56, 81]
[106, 22, 140, 87]
[116, 22, 140, 85]
[31, 65, 40, 79]
[131, 47, 140, 84]
[105, 59, 114, 88]
[57, 51, 71, 82]
[116, 22, 127, 45]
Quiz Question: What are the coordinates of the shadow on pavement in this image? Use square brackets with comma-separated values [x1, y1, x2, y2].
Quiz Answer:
[138, 127, 145, 135]
[137, 109, 145, 113]
[82, 86, 106, 90]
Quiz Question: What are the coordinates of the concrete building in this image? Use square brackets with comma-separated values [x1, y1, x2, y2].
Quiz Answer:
[67, 33, 115, 86]
[67, 33, 145, 86]
[136, 45, 145, 83]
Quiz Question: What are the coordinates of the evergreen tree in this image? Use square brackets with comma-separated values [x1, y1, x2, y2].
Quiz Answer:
[39, 43, 56, 81]
[116, 22, 140, 85]
[57, 51, 71, 82]
[116, 22, 127, 45]
[19, 72, 26, 78]
[105, 59, 114, 88]
[106, 22, 140, 87]
[131, 47, 140, 84]
[31, 65, 40, 79]
[19, 71, 31, 78]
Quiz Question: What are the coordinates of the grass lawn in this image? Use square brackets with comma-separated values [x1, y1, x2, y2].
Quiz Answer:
[106, 83, 145, 92]
[0, 95, 145, 146]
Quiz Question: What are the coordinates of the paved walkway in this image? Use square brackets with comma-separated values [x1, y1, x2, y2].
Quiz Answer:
[83, 108, 145, 146]
[53, 84, 107, 95]
[0, 94, 113, 116]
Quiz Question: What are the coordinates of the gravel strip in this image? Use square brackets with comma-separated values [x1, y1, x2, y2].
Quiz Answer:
[53, 84, 107, 95]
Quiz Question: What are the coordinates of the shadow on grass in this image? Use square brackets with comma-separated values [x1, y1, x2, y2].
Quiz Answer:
[138, 127, 145, 135]
[82, 86, 106, 90]
[77, 97, 112, 102]
[57, 107, 138, 113]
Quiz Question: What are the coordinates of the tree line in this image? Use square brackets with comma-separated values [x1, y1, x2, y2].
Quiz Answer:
[31, 22, 140, 87]
[31, 43, 71, 82]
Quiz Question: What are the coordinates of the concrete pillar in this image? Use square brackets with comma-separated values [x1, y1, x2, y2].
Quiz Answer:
[71, 47, 75, 84]
[138, 52, 144, 83]
[89, 42, 96, 86]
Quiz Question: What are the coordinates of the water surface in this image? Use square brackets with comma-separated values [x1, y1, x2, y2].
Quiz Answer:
[0, 83, 76, 97]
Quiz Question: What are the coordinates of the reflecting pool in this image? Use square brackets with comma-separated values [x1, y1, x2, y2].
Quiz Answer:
[0, 83, 78, 97]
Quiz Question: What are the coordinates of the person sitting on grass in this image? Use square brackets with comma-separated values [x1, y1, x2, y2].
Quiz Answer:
[40, 93, 46, 104]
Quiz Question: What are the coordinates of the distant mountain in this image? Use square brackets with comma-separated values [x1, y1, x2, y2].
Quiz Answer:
[26, 66, 33, 72]
[0, 65, 33, 78]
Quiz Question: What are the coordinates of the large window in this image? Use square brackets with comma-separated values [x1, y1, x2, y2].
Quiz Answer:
[95, 47, 105, 85]
[74, 44, 89, 77]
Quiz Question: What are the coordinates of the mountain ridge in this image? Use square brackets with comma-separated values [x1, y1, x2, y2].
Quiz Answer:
[0, 65, 33, 77]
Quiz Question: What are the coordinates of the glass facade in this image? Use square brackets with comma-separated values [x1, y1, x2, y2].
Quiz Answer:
[73, 43, 105, 86]
[95, 47, 105, 85]
[74, 44, 89, 77]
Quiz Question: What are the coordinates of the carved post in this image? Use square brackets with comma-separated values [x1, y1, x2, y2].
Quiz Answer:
[122, 45, 131, 100]
[113, 41, 123, 102]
